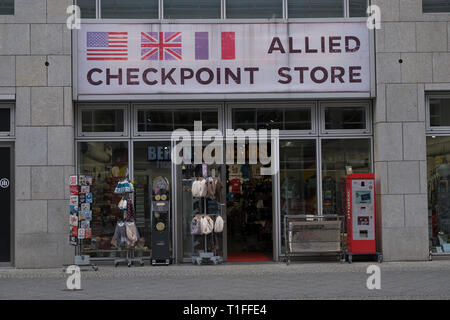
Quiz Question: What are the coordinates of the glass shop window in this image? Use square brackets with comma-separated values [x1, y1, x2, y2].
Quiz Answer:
[429, 98, 450, 128]
[76, 0, 96, 18]
[288, 0, 344, 18]
[137, 108, 219, 132]
[423, 0, 450, 13]
[427, 136, 450, 254]
[0, 107, 11, 132]
[324, 106, 367, 131]
[81, 109, 125, 134]
[232, 107, 312, 131]
[321, 139, 371, 216]
[101, 0, 159, 19]
[349, 0, 368, 17]
[77, 141, 129, 258]
[133, 141, 172, 258]
[164, 0, 221, 19]
[226, 0, 283, 19]
[0, 0, 14, 15]
[280, 139, 317, 253]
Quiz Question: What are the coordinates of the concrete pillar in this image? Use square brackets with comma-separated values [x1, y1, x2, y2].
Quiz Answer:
[372, 0, 450, 261]
[0, 0, 74, 268]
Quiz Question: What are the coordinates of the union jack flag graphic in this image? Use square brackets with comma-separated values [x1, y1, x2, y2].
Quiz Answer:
[86, 32, 128, 61]
[141, 32, 182, 61]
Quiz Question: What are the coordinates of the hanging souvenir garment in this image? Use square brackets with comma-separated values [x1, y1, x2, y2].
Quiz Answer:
[125, 221, 140, 246]
[214, 178, 224, 203]
[112, 221, 127, 248]
[199, 178, 207, 197]
[126, 198, 135, 221]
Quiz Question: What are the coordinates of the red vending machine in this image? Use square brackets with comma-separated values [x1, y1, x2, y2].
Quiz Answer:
[346, 173, 382, 263]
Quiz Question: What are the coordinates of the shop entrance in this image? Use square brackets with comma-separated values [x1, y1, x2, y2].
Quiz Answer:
[175, 141, 276, 263]
[0, 146, 11, 263]
[226, 143, 274, 262]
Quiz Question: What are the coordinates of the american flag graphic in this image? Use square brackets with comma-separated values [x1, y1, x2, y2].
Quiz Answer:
[86, 32, 128, 61]
[141, 32, 182, 61]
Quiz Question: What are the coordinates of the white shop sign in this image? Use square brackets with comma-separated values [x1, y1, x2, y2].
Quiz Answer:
[77, 23, 371, 95]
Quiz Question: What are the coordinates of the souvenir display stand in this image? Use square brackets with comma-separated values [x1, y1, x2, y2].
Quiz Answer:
[150, 176, 171, 266]
[113, 176, 145, 268]
[191, 175, 224, 266]
[192, 196, 223, 265]
[66, 174, 98, 272]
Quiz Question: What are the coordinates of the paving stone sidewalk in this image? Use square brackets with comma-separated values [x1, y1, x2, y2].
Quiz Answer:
[1, 260, 450, 299]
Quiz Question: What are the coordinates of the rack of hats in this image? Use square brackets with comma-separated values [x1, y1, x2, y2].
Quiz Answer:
[112, 174, 144, 267]
[67, 174, 98, 271]
[190, 173, 225, 265]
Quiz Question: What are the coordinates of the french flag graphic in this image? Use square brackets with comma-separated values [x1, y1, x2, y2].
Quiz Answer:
[195, 32, 235, 60]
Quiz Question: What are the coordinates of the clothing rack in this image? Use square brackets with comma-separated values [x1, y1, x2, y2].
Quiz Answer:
[192, 176, 223, 265]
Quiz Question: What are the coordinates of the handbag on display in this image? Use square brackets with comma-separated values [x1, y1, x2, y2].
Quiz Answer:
[201, 216, 214, 235]
[214, 215, 224, 233]
[191, 180, 200, 198]
[190, 216, 202, 235]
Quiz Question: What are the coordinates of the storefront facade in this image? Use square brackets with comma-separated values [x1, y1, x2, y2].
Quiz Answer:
[72, 8, 375, 263]
[2, 0, 450, 267]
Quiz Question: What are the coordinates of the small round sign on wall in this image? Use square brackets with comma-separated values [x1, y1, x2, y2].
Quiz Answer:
[0, 178, 9, 188]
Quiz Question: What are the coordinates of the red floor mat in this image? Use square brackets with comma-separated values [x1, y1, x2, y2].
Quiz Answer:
[227, 252, 272, 262]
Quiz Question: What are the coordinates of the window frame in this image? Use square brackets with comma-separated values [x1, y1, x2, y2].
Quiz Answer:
[77, 0, 369, 20]
[76, 103, 129, 138]
[225, 0, 284, 19]
[422, 0, 450, 14]
[227, 101, 317, 137]
[319, 101, 372, 136]
[288, 0, 346, 19]
[318, 135, 374, 216]
[0, 0, 14, 16]
[426, 94, 450, 134]
[132, 102, 224, 139]
[0, 102, 14, 138]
